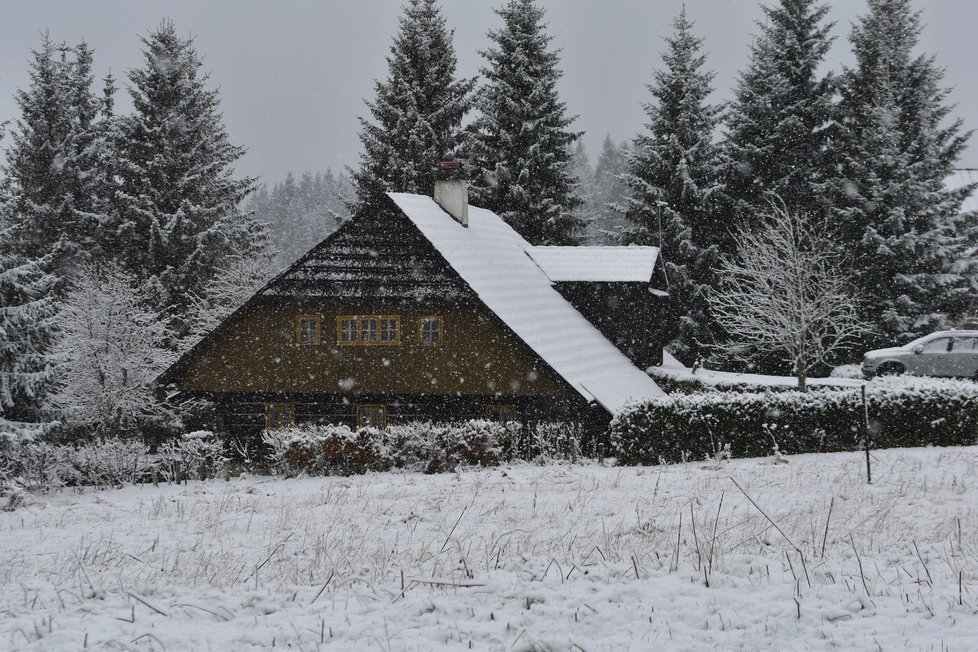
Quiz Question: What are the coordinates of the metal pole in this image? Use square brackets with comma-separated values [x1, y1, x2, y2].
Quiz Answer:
[862, 385, 871, 485]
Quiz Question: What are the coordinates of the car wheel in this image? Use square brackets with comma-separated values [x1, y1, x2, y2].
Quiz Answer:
[877, 362, 905, 376]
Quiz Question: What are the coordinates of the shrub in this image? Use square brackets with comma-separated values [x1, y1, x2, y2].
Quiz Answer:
[612, 378, 978, 465]
[515, 421, 583, 462]
[0, 437, 152, 490]
[158, 431, 225, 481]
[262, 420, 521, 477]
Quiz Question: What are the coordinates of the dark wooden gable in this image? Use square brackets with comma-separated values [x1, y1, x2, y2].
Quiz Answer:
[160, 201, 477, 386]
[260, 203, 473, 301]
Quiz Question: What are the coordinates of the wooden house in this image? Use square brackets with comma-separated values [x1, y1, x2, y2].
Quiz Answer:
[158, 181, 674, 440]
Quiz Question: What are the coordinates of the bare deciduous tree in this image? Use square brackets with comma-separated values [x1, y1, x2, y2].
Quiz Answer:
[709, 200, 867, 391]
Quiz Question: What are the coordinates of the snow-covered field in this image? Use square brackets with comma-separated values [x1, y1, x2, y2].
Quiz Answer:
[2, 447, 978, 650]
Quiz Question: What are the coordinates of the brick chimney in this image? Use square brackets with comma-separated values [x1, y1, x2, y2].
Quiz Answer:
[433, 160, 468, 227]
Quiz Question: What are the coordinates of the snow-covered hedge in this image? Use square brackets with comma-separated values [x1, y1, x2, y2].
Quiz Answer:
[612, 378, 978, 465]
[262, 420, 520, 476]
[1, 438, 154, 491]
[0, 432, 229, 492]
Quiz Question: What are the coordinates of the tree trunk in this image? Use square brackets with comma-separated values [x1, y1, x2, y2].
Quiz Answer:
[796, 358, 808, 393]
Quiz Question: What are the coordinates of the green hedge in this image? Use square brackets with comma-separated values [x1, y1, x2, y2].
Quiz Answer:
[611, 378, 978, 465]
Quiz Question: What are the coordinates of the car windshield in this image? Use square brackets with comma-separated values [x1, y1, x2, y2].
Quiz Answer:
[903, 334, 937, 349]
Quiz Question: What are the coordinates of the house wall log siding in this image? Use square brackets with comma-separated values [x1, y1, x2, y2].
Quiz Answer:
[213, 394, 590, 432]
[176, 297, 574, 399]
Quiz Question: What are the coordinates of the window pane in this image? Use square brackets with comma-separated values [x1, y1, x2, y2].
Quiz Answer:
[300, 318, 319, 344]
[922, 338, 951, 353]
[267, 403, 295, 429]
[381, 318, 398, 342]
[358, 405, 386, 428]
[341, 319, 357, 342]
[422, 318, 442, 344]
[361, 319, 377, 342]
[957, 337, 978, 351]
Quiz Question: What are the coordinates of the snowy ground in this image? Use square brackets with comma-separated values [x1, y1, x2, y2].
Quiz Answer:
[654, 352, 866, 390]
[2, 448, 978, 650]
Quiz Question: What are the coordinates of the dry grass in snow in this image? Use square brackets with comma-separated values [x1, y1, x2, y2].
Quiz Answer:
[2, 446, 978, 650]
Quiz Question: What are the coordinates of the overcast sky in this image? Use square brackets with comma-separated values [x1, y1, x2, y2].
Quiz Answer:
[1, 0, 977, 185]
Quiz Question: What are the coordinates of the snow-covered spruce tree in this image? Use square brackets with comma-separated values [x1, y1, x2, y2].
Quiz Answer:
[350, 0, 475, 214]
[568, 140, 595, 240]
[112, 21, 263, 336]
[588, 135, 630, 244]
[0, 239, 58, 441]
[47, 264, 175, 439]
[724, 0, 837, 225]
[618, 9, 726, 362]
[468, 0, 584, 245]
[833, 0, 974, 345]
[708, 200, 867, 391]
[249, 169, 351, 270]
[184, 252, 275, 349]
[2, 36, 105, 282]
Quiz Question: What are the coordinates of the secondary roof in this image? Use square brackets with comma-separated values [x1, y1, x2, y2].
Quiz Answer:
[524, 245, 660, 283]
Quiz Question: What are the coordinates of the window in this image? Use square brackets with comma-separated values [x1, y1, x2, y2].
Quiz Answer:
[357, 404, 387, 429]
[360, 318, 378, 343]
[339, 317, 358, 344]
[295, 315, 321, 345]
[485, 404, 518, 424]
[265, 403, 295, 429]
[921, 337, 952, 353]
[337, 316, 401, 346]
[420, 316, 443, 345]
[381, 318, 399, 343]
[951, 336, 978, 351]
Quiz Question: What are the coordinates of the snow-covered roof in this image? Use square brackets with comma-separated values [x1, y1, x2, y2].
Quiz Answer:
[388, 193, 665, 414]
[945, 169, 978, 215]
[524, 245, 659, 283]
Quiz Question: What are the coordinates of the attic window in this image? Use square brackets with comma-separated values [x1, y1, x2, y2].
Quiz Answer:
[295, 315, 321, 345]
[265, 403, 295, 429]
[420, 316, 443, 345]
[485, 404, 518, 424]
[357, 404, 387, 429]
[337, 316, 401, 346]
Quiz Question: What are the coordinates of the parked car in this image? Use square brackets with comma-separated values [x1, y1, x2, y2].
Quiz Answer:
[862, 330, 978, 379]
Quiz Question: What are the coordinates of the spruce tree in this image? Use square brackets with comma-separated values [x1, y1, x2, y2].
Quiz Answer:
[835, 0, 974, 344]
[619, 9, 726, 361]
[468, 0, 584, 245]
[2, 35, 102, 280]
[590, 135, 630, 243]
[112, 21, 262, 333]
[567, 141, 596, 241]
[249, 169, 351, 269]
[724, 0, 837, 223]
[351, 0, 475, 213]
[0, 238, 58, 438]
